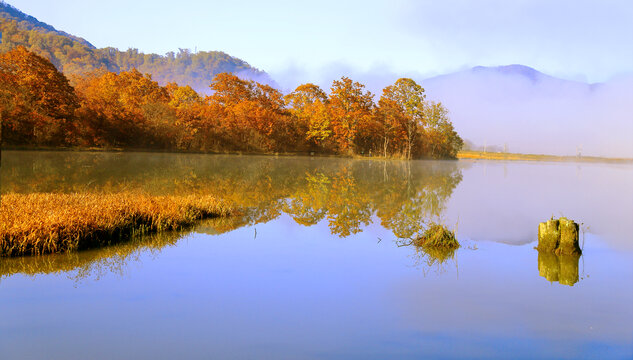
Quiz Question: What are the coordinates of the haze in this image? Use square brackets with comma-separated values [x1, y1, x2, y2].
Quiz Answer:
[6, 0, 633, 157]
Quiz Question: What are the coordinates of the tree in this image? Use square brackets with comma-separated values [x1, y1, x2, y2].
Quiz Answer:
[0, 46, 78, 145]
[0, 55, 19, 160]
[73, 69, 171, 147]
[377, 93, 406, 157]
[423, 101, 463, 159]
[285, 83, 331, 150]
[207, 73, 293, 152]
[328, 77, 374, 153]
[379, 78, 426, 159]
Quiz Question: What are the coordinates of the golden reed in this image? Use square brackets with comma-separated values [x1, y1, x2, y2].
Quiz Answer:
[0, 192, 234, 257]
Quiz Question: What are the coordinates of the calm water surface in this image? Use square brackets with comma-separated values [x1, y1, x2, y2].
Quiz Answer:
[1, 151, 632, 359]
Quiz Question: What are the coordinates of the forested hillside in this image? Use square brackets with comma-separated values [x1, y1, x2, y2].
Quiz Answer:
[0, 2, 269, 92]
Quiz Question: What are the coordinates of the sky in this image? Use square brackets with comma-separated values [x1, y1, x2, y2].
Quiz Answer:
[6, 0, 633, 83]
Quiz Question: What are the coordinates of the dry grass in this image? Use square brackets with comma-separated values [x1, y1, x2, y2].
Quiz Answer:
[396, 222, 461, 270]
[413, 223, 460, 250]
[458, 150, 633, 163]
[0, 192, 234, 257]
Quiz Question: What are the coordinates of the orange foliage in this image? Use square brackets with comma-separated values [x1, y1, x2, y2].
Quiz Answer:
[1, 48, 462, 158]
[0, 46, 78, 145]
[328, 77, 374, 153]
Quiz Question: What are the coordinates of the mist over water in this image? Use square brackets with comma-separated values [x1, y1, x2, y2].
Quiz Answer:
[424, 69, 633, 158]
[271, 65, 633, 158]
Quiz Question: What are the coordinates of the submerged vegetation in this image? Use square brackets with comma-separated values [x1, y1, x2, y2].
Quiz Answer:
[0, 47, 463, 159]
[0, 192, 233, 257]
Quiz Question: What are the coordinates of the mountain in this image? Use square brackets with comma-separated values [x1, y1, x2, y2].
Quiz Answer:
[0, 1, 93, 48]
[422, 65, 633, 158]
[0, 2, 272, 93]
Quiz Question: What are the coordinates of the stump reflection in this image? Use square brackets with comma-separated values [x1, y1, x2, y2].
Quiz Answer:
[537, 250, 581, 286]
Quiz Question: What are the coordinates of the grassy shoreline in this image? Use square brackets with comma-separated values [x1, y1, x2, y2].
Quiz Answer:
[4, 146, 630, 163]
[457, 150, 633, 163]
[0, 192, 234, 257]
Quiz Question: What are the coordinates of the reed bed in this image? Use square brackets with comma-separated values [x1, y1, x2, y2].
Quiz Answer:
[0, 192, 234, 257]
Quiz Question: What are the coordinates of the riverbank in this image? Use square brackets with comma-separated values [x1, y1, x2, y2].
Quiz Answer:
[457, 150, 633, 163]
[0, 145, 458, 161]
[0, 192, 234, 257]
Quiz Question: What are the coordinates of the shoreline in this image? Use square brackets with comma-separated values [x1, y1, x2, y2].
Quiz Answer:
[3, 146, 631, 164]
[0, 145, 457, 161]
[457, 150, 633, 164]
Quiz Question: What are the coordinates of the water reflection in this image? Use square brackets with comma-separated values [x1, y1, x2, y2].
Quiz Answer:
[400, 239, 460, 274]
[1, 151, 466, 278]
[0, 230, 186, 284]
[1, 151, 465, 239]
[537, 251, 581, 286]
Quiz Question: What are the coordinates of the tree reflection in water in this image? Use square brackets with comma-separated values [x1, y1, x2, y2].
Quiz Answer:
[1, 151, 466, 280]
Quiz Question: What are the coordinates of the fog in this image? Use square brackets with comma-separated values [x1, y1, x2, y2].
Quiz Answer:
[271, 64, 633, 158]
[423, 66, 633, 158]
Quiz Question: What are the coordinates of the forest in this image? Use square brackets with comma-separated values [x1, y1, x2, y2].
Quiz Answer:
[0, 46, 463, 159]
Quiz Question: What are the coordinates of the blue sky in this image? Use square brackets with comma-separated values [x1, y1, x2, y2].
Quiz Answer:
[7, 0, 633, 83]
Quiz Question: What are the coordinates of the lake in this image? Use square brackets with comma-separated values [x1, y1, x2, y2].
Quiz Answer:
[1, 150, 632, 359]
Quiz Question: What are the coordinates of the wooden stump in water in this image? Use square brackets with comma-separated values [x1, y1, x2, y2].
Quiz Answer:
[537, 217, 581, 255]
[537, 219, 560, 252]
[559, 218, 581, 255]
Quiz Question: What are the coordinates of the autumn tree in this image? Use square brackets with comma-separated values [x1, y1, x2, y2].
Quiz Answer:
[0, 46, 79, 145]
[0, 57, 17, 160]
[165, 82, 207, 149]
[378, 78, 426, 159]
[328, 77, 374, 154]
[423, 101, 463, 158]
[377, 85, 409, 157]
[285, 83, 332, 151]
[207, 73, 294, 152]
[73, 69, 172, 147]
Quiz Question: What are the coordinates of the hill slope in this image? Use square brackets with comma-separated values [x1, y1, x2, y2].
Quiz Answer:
[0, 2, 271, 93]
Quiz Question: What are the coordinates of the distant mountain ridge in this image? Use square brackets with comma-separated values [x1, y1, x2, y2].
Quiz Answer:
[0, 1, 272, 93]
[422, 64, 632, 157]
[473, 64, 556, 82]
[426, 64, 595, 87]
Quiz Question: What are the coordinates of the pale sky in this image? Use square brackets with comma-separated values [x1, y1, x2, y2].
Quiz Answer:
[6, 0, 633, 83]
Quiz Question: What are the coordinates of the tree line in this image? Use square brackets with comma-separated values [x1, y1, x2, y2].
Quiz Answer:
[0, 47, 463, 159]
